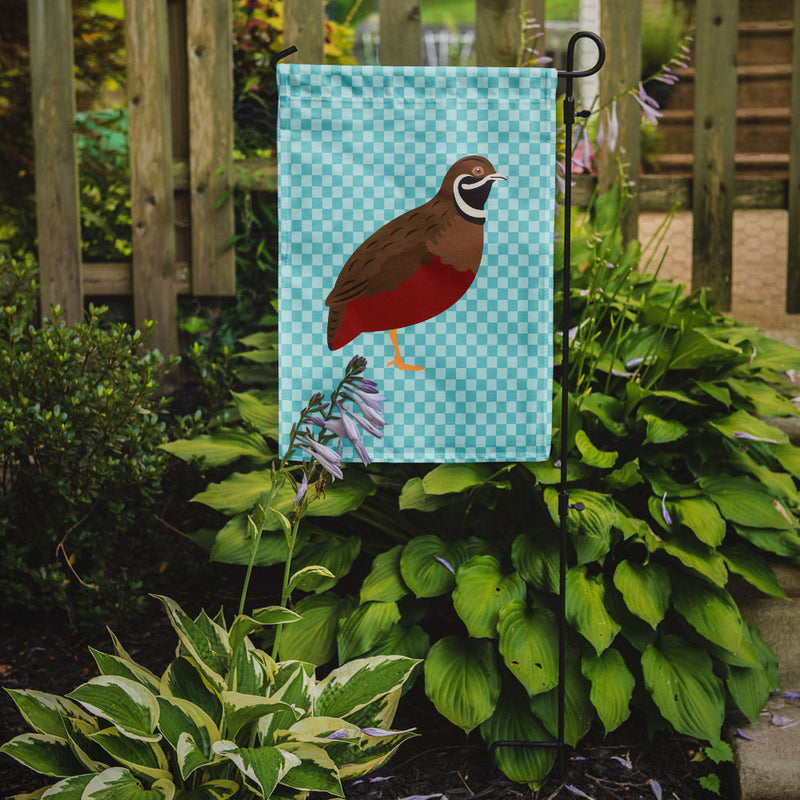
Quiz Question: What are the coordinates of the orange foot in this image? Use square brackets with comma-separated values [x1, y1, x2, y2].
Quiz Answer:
[387, 329, 424, 371]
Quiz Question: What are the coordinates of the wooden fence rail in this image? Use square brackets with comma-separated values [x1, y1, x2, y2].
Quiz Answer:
[27, 0, 800, 355]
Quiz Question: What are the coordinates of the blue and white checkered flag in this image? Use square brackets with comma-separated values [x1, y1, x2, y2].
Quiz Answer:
[277, 64, 556, 463]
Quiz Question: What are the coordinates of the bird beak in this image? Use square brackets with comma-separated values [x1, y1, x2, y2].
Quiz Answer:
[488, 173, 507, 182]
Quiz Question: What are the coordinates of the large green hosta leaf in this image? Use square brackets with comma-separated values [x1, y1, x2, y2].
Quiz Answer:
[699, 474, 797, 530]
[480, 681, 555, 789]
[360, 545, 409, 603]
[511, 534, 559, 593]
[612, 560, 670, 629]
[398, 477, 451, 511]
[566, 567, 621, 655]
[496, 602, 558, 696]
[337, 601, 402, 662]
[672, 574, 743, 653]
[291, 535, 361, 592]
[452, 556, 526, 639]
[399, 536, 469, 598]
[733, 524, 800, 558]
[708, 409, 788, 445]
[424, 637, 501, 734]
[581, 649, 635, 734]
[277, 593, 352, 665]
[720, 543, 786, 598]
[421, 463, 494, 494]
[231, 391, 279, 438]
[575, 429, 618, 468]
[642, 634, 725, 741]
[544, 488, 617, 565]
[667, 496, 726, 547]
[160, 427, 273, 467]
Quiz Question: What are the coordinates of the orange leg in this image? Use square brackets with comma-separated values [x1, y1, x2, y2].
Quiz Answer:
[386, 329, 424, 371]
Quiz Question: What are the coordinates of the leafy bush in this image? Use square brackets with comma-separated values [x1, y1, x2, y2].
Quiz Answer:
[1, 595, 419, 798]
[169, 186, 800, 788]
[0, 253, 174, 622]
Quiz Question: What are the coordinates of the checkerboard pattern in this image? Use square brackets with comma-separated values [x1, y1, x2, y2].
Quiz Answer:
[277, 64, 556, 463]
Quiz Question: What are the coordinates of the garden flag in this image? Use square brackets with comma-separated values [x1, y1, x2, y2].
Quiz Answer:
[277, 64, 557, 462]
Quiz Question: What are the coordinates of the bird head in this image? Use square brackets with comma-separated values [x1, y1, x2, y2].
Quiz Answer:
[439, 156, 507, 224]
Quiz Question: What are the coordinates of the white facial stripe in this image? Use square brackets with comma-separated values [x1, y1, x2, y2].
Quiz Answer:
[453, 174, 487, 220]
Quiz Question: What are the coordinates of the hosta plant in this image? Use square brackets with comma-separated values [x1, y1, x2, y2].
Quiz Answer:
[274, 186, 800, 787]
[1, 595, 419, 800]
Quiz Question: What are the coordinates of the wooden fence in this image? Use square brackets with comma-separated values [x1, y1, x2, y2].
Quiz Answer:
[28, 0, 800, 355]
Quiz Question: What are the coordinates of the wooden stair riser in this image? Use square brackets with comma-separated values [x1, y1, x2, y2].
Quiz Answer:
[658, 114, 790, 155]
[658, 68, 792, 112]
[737, 22, 794, 66]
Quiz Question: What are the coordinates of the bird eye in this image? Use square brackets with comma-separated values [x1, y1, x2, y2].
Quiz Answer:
[472, 166, 484, 177]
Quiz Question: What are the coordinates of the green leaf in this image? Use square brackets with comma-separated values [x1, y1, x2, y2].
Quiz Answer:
[160, 428, 273, 467]
[544, 488, 617, 564]
[581, 649, 635, 734]
[672, 575, 743, 652]
[580, 393, 627, 436]
[67, 676, 160, 742]
[733, 524, 800, 557]
[575, 429, 618, 468]
[276, 741, 344, 796]
[88, 727, 170, 782]
[612, 560, 670, 629]
[709, 410, 788, 445]
[231, 392, 279, 438]
[337, 601, 402, 662]
[566, 567, 621, 655]
[362, 624, 430, 660]
[524, 458, 589, 485]
[727, 663, 772, 724]
[772, 443, 800, 477]
[228, 609, 300, 656]
[647, 527, 728, 586]
[277, 593, 351, 665]
[693, 380, 732, 407]
[528, 650, 593, 747]
[291, 535, 361, 592]
[606, 459, 644, 491]
[668, 328, 743, 371]
[421, 463, 493, 495]
[0, 733, 85, 777]
[89, 650, 161, 694]
[497, 601, 558, 696]
[424, 637, 501, 734]
[725, 378, 799, 417]
[360, 546, 409, 603]
[288, 565, 336, 594]
[398, 477, 450, 512]
[173, 780, 239, 800]
[721, 543, 786, 598]
[641, 634, 725, 741]
[209, 515, 302, 567]
[212, 741, 299, 797]
[511, 533, 559, 593]
[193, 471, 273, 515]
[452, 556, 526, 639]
[399, 536, 468, 598]
[314, 656, 420, 721]
[699, 474, 796, 530]
[159, 658, 222, 728]
[221, 692, 296, 739]
[480, 681, 555, 789]
[82, 768, 174, 799]
[669, 496, 726, 548]
[29, 773, 94, 798]
[156, 696, 219, 778]
[4, 690, 93, 737]
[748, 337, 800, 371]
[643, 414, 688, 444]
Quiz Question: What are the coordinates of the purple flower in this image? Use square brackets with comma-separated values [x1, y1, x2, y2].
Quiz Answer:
[783, 691, 800, 699]
[598, 100, 619, 152]
[435, 556, 455, 574]
[341, 403, 384, 439]
[326, 729, 351, 740]
[342, 388, 386, 429]
[649, 779, 663, 800]
[611, 755, 632, 769]
[297, 436, 344, 480]
[324, 403, 371, 465]
[633, 83, 662, 125]
[293, 472, 308, 504]
[735, 727, 755, 741]
[734, 431, 779, 444]
[661, 492, 673, 526]
[565, 786, 595, 799]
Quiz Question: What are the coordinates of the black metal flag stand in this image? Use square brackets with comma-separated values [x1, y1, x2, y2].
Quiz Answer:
[490, 30, 605, 776]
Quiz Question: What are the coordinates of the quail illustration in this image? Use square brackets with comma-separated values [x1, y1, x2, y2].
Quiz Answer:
[325, 155, 506, 371]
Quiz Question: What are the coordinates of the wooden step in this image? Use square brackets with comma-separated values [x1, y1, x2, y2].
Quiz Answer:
[738, 20, 794, 66]
[650, 152, 789, 178]
[658, 107, 791, 155]
[738, 0, 794, 22]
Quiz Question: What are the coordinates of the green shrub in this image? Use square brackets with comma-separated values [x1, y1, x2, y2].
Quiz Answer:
[0, 253, 174, 622]
[1, 595, 419, 798]
[170, 185, 800, 788]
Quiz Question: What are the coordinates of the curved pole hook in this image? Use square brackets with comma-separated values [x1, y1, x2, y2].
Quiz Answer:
[558, 31, 605, 80]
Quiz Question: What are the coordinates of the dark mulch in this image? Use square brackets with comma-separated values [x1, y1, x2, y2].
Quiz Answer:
[0, 588, 732, 800]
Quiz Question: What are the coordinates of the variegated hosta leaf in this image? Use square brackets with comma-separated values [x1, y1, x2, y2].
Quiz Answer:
[171, 779, 240, 799]
[424, 637, 501, 734]
[480, 681, 555, 790]
[221, 691, 298, 739]
[282, 716, 363, 747]
[228, 610, 299, 657]
[335, 726, 418, 781]
[230, 640, 276, 696]
[61, 716, 107, 773]
[642, 634, 725, 741]
[565, 566, 621, 655]
[581, 649, 635, 735]
[313, 656, 420, 721]
[176, 732, 216, 782]
[66, 676, 160, 742]
[81, 767, 175, 799]
[258, 663, 315, 745]
[276, 741, 344, 796]
[337, 601, 401, 663]
[4, 689, 93, 737]
[90, 648, 161, 694]
[160, 657, 222, 727]
[39, 773, 94, 798]
[88, 727, 171, 782]
[156, 696, 219, 777]
[154, 596, 231, 690]
[212, 741, 300, 798]
[496, 601, 558, 696]
[0, 732, 85, 777]
[452, 556, 526, 639]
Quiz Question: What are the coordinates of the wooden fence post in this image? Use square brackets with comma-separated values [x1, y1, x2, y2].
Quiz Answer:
[126, 0, 179, 355]
[284, 0, 325, 64]
[379, 0, 421, 66]
[187, 0, 235, 295]
[597, 0, 641, 244]
[28, 0, 83, 324]
[692, 0, 738, 311]
[475, 0, 542, 68]
[787, 0, 800, 313]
